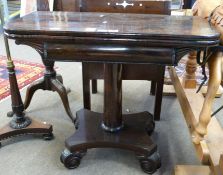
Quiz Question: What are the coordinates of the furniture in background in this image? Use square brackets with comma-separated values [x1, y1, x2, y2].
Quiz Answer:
[173, 1, 223, 174]
[4, 10, 219, 173]
[14, 0, 170, 121]
[53, 0, 171, 121]
[0, 1, 53, 148]
[18, 0, 75, 122]
[6, 0, 74, 120]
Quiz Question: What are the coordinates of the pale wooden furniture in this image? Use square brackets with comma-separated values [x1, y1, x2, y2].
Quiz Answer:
[173, 1, 223, 174]
[171, 48, 223, 175]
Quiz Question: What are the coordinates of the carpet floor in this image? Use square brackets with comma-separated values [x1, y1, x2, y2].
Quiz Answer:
[0, 55, 44, 100]
[0, 36, 223, 175]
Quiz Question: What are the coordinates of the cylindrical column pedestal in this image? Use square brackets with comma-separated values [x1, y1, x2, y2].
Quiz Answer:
[102, 64, 123, 132]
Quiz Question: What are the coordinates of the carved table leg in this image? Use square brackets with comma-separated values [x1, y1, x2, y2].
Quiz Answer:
[22, 60, 75, 122]
[61, 63, 160, 174]
[51, 79, 75, 122]
[24, 78, 45, 109]
[182, 51, 197, 89]
[192, 52, 222, 144]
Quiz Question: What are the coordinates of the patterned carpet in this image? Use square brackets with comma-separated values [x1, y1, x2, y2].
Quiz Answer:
[0, 55, 44, 101]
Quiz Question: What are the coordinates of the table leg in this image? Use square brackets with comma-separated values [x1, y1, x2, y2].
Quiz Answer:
[150, 81, 156, 95]
[23, 60, 75, 122]
[61, 63, 161, 174]
[102, 64, 123, 131]
[192, 52, 222, 144]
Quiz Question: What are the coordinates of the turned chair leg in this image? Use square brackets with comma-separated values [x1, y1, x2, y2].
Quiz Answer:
[153, 80, 164, 121]
[153, 67, 165, 121]
[150, 81, 156, 95]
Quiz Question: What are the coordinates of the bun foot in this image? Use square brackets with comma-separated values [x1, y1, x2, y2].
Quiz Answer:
[145, 120, 155, 136]
[138, 152, 161, 174]
[43, 133, 54, 140]
[7, 111, 14, 117]
[60, 149, 87, 169]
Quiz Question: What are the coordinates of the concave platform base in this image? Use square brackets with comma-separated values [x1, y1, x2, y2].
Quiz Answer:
[0, 117, 53, 147]
[61, 109, 160, 174]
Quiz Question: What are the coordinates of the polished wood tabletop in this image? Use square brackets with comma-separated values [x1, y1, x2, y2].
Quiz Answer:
[4, 11, 220, 47]
[3, 10, 221, 174]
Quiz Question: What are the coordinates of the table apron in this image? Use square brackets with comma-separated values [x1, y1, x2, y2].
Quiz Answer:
[44, 43, 175, 65]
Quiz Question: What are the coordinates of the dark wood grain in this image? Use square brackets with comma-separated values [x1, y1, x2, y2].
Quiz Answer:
[62, 109, 160, 173]
[103, 64, 123, 131]
[67, 109, 156, 154]
[45, 44, 175, 64]
[4, 12, 220, 47]
[4, 10, 220, 173]
[54, 0, 171, 14]
[78, 0, 170, 121]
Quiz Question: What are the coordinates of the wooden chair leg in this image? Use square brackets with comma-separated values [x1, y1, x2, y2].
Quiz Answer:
[154, 67, 165, 121]
[192, 52, 222, 144]
[82, 63, 91, 110]
[150, 81, 156, 95]
[92, 79, 98, 94]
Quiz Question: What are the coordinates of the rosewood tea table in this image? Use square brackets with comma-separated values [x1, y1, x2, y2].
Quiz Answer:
[3, 11, 220, 174]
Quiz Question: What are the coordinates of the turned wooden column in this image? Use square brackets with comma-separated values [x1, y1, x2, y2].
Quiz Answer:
[182, 51, 197, 88]
[102, 64, 123, 132]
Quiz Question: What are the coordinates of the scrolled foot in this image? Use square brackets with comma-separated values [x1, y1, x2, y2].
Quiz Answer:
[145, 120, 155, 136]
[138, 152, 161, 174]
[7, 111, 14, 117]
[60, 149, 86, 169]
[43, 133, 54, 140]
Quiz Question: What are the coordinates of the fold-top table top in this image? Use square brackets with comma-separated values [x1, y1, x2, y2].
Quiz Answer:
[4, 11, 220, 48]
